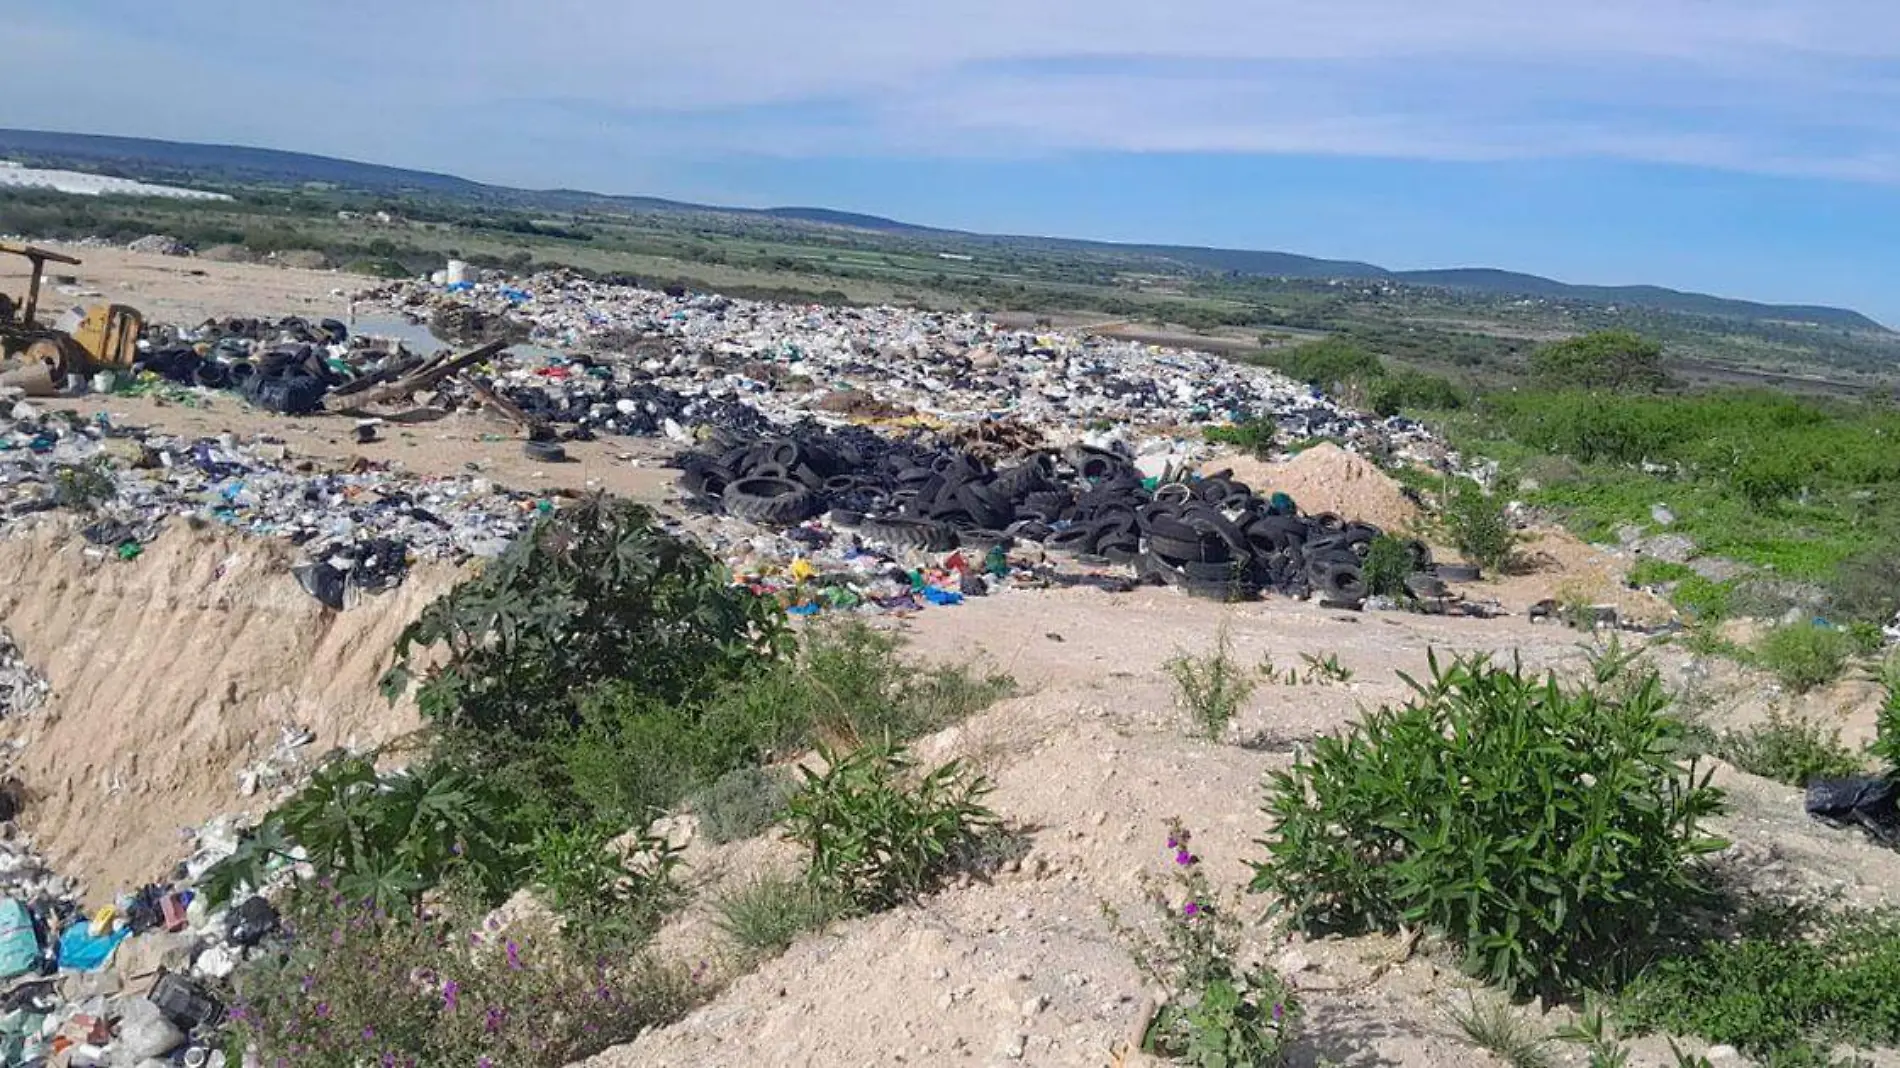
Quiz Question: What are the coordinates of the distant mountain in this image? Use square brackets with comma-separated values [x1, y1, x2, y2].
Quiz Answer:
[0, 128, 1883, 332]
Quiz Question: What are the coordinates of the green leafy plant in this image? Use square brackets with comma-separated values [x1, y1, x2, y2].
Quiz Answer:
[691, 766, 794, 844]
[1529, 330, 1670, 393]
[1870, 656, 1900, 772]
[1166, 627, 1257, 739]
[1447, 993, 1553, 1068]
[528, 823, 682, 952]
[202, 754, 522, 911]
[1204, 418, 1277, 459]
[784, 745, 997, 914]
[1753, 624, 1858, 694]
[1251, 652, 1727, 997]
[1716, 710, 1863, 787]
[380, 495, 791, 739]
[1618, 907, 1900, 1067]
[712, 875, 842, 960]
[1106, 821, 1300, 1068]
[1444, 478, 1520, 574]
[1361, 535, 1416, 600]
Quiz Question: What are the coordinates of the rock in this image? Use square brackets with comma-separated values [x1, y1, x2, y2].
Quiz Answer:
[1706, 1045, 1741, 1062]
[1687, 556, 1746, 583]
[1651, 503, 1677, 526]
[1639, 533, 1698, 563]
[994, 1031, 1026, 1060]
[1021, 994, 1047, 1018]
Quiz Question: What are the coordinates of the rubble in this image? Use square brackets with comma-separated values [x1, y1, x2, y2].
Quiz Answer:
[0, 631, 47, 720]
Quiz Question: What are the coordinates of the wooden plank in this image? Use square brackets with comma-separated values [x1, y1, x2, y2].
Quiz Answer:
[350, 340, 507, 408]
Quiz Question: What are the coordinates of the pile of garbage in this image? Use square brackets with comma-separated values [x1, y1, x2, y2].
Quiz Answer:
[0, 632, 46, 721]
[1, 395, 543, 603]
[360, 272, 1439, 454]
[130, 316, 431, 416]
[0, 818, 279, 1067]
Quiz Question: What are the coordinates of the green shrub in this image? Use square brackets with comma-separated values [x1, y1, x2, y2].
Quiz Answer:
[1716, 710, 1863, 786]
[1529, 331, 1669, 393]
[227, 888, 697, 1068]
[1444, 479, 1520, 574]
[1166, 628, 1257, 739]
[692, 767, 794, 844]
[713, 875, 841, 959]
[1870, 657, 1900, 773]
[381, 495, 791, 741]
[1107, 821, 1300, 1067]
[1267, 337, 1385, 388]
[528, 822, 683, 953]
[202, 755, 523, 911]
[1204, 418, 1276, 458]
[51, 462, 115, 512]
[784, 745, 996, 913]
[1361, 535, 1416, 599]
[1752, 625, 1857, 694]
[1447, 993, 1554, 1068]
[1618, 907, 1900, 1066]
[1250, 653, 1727, 997]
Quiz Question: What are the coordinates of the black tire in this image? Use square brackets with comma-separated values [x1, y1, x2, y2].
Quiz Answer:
[723, 477, 819, 524]
[194, 363, 231, 390]
[1148, 531, 1231, 564]
[1404, 572, 1448, 600]
[1317, 562, 1369, 602]
[523, 440, 569, 463]
[993, 456, 1053, 498]
[1045, 525, 1099, 555]
[1433, 563, 1482, 582]
[861, 517, 958, 552]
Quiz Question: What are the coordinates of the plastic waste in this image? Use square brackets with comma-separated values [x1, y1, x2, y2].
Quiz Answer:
[115, 996, 186, 1060]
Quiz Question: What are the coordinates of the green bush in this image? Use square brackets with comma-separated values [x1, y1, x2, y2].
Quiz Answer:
[1361, 535, 1416, 599]
[1752, 624, 1857, 694]
[692, 767, 794, 844]
[1618, 907, 1900, 1067]
[381, 496, 791, 741]
[202, 755, 523, 911]
[784, 745, 997, 914]
[1827, 543, 1900, 626]
[228, 888, 697, 1068]
[1716, 710, 1863, 786]
[713, 875, 842, 959]
[1264, 337, 1385, 388]
[1250, 653, 1727, 997]
[1444, 479, 1520, 574]
[1108, 822, 1300, 1067]
[1165, 628, 1256, 739]
[1870, 657, 1900, 773]
[1204, 418, 1276, 458]
[1529, 331, 1669, 393]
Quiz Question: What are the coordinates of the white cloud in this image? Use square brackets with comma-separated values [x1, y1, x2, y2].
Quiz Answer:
[4, 0, 1900, 183]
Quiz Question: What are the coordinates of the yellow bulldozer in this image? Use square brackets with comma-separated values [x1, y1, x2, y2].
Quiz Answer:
[0, 242, 143, 395]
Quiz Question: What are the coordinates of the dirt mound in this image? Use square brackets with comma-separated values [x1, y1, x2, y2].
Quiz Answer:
[0, 521, 459, 902]
[1214, 443, 1423, 532]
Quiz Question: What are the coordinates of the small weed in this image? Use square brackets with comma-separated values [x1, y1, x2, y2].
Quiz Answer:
[1167, 627, 1257, 739]
[712, 874, 841, 960]
[1204, 418, 1277, 459]
[1871, 656, 1900, 772]
[1300, 652, 1355, 685]
[1753, 624, 1858, 694]
[1555, 1003, 1631, 1068]
[1716, 710, 1864, 787]
[691, 766, 794, 845]
[1447, 993, 1554, 1068]
[52, 462, 115, 512]
[1107, 821, 1300, 1067]
[784, 745, 997, 914]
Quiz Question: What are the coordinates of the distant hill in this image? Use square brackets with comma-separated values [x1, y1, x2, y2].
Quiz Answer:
[0, 128, 1883, 332]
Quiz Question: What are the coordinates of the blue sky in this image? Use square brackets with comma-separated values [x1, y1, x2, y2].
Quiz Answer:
[5, 0, 1899, 321]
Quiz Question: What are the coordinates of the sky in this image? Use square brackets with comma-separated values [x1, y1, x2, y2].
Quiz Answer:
[4, 0, 1899, 321]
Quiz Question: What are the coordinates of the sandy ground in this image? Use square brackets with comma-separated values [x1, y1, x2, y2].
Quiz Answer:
[0, 243, 357, 327]
[581, 589, 1900, 1068]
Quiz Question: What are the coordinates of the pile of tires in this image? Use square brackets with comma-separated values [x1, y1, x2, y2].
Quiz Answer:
[679, 432, 1430, 607]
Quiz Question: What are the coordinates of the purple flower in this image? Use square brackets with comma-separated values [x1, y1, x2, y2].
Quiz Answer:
[478, 1060, 493, 1068]
[1165, 837, 1179, 850]
[362, 1027, 376, 1041]
[1182, 902, 1200, 918]
[381, 1054, 396, 1067]
[1272, 1002, 1285, 1021]
[485, 1006, 505, 1033]
[315, 1002, 331, 1019]
[299, 973, 315, 994]
[442, 979, 460, 1012]
[506, 940, 522, 970]
[1174, 850, 1196, 867]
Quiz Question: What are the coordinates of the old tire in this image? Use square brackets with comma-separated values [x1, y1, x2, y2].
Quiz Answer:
[861, 517, 959, 552]
[723, 477, 818, 524]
